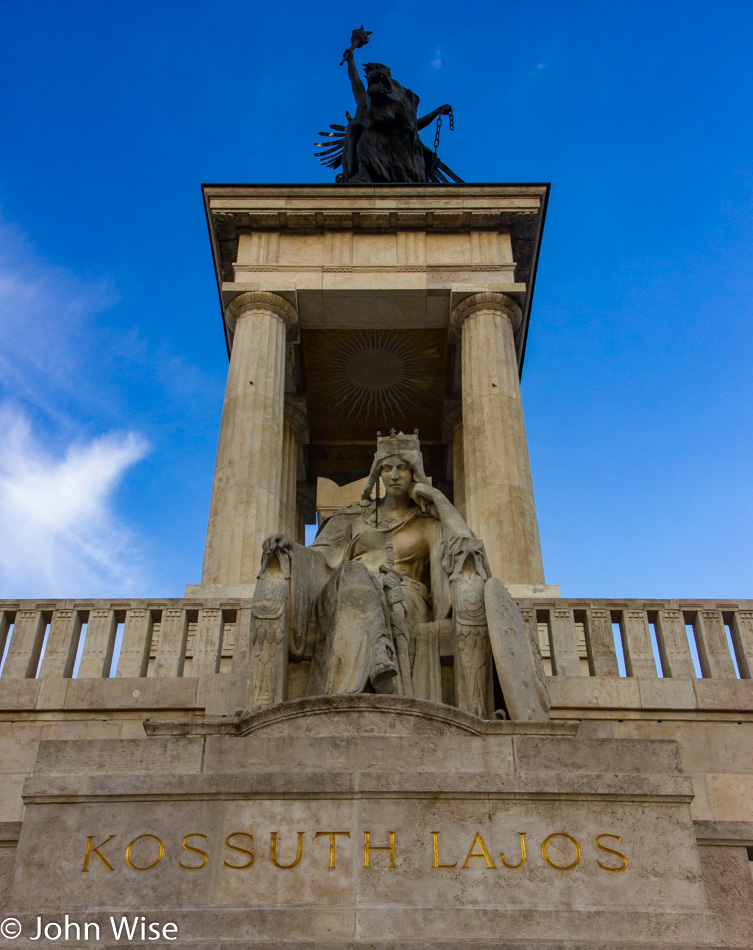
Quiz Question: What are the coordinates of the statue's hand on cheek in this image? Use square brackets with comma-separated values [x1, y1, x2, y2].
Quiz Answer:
[409, 481, 442, 513]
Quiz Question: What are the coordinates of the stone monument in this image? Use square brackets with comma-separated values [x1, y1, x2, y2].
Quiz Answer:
[0, 27, 752, 950]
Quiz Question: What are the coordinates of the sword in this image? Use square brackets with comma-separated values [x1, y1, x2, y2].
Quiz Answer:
[382, 535, 413, 697]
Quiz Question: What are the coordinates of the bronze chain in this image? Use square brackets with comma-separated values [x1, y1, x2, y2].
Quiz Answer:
[433, 108, 454, 157]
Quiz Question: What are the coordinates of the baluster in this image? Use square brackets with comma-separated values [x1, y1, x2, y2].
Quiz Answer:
[729, 610, 753, 679]
[517, 604, 537, 646]
[1, 609, 45, 678]
[518, 603, 551, 674]
[193, 608, 223, 675]
[0, 612, 12, 671]
[232, 606, 253, 672]
[77, 608, 116, 678]
[549, 606, 581, 676]
[695, 609, 738, 679]
[116, 607, 152, 677]
[584, 607, 619, 676]
[38, 608, 80, 678]
[153, 607, 188, 677]
[654, 607, 695, 678]
[621, 609, 657, 677]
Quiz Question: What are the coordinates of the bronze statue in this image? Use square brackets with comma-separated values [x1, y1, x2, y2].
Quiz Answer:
[249, 431, 549, 722]
[315, 28, 462, 184]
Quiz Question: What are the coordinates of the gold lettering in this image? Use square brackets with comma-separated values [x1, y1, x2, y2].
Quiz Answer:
[314, 831, 350, 869]
[461, 832, 496, 869]
[500, 832, 527, 869]
[431, 831, 458, 869]
[224, 832, 255, 869]
[541, 833, 581, 871]
[595, 834, 628, 872]
[81, 834, 116, 872]
[179, 833, 209, 870]
[270, 832, 304, 869]
[125, 834, 165, 872]
[363, 831, 396, 868]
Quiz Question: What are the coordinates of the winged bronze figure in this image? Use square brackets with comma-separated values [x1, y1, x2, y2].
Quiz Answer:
[315, 29, 463, 184]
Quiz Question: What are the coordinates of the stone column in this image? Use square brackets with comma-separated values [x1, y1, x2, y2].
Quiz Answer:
[280, 400, 308, 542]
[443, 401, 465, 519]
[201, 291, 298, 587]
[451, 292, 545, 586]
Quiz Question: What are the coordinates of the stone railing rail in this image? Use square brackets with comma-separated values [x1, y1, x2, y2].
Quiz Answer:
[0, 598, 751, 717]
[0, 599, 246, 682]
[516, 598, 753, 681]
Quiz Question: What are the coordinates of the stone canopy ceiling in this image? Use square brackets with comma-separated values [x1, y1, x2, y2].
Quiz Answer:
[302, 327, 448, 482]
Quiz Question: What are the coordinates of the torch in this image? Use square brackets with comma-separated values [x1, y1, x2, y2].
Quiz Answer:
[340, 25, 372, 65]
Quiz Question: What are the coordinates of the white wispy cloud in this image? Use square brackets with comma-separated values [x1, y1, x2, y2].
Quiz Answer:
[0, 221, 119, 426]
[431, 49, 442, 69]
[0, 407, 148, 597]
[536, 63, 548, 70]
[0, 217, 151, 598]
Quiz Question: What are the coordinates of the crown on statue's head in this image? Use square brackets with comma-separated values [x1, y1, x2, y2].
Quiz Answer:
[376, 428, 420, 455]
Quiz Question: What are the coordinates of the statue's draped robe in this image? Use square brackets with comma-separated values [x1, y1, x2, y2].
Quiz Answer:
[286, 502, 452, 696]
[344, 88, 428, 183]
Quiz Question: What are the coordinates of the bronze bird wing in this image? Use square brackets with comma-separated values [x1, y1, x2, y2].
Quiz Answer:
[314, 124, 347, 170]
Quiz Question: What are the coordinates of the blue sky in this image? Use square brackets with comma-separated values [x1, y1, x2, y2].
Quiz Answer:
[0, 0, 750, 600]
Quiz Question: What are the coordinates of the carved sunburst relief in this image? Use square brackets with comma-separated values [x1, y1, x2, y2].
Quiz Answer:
[304, 329, 445, 426]
[302, 328, 448, 480]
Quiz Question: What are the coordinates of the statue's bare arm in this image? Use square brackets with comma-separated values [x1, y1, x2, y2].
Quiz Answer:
[343, 49, 366, 106]
[417, 104, 452, 131]
[410, 483, 473, 541]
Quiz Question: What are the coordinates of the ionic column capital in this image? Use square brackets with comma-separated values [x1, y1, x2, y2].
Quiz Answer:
[225, 291, 299, 337]
[450, 292, 522, 338]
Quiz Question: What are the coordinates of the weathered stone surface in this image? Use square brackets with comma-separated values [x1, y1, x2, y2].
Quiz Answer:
[0, 697, 732, 946]
[698, 844, 753, 947]
[694, 819, 753, 844]
[33, 737, 202, 775]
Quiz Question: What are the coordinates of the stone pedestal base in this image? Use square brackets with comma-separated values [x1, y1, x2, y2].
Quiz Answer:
[2, 696, 751, 948]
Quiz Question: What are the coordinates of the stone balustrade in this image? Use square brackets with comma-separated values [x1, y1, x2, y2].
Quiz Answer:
[0, 597, 751, 827]
[1, 598, 750, 697]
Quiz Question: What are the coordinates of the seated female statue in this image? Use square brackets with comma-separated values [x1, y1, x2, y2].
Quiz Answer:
[249, 430, 549, 722]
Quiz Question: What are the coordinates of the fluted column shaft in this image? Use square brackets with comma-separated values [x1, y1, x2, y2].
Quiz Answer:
[452, 293, 545, 586]
[202, 292, 298, 586]
[280, 419, 297, 541]
[280, 401, 308, 541]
